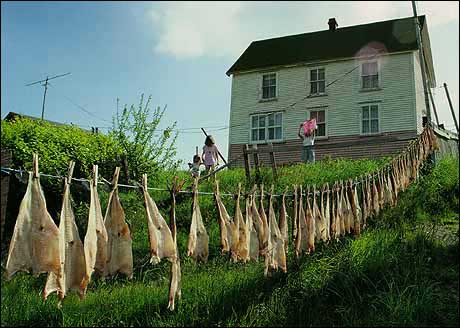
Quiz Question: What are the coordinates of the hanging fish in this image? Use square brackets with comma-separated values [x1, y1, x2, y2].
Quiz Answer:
[167, 183, 181, 312]
[104, 167, 133, 278]
[236, 185, 250, 263]
[295, 185, 308, 258]
[371, 174, 380, 217]
[214, 179, 233, 254]
[251, 186, 266, 257]
[321, 183, 331, 241]
[84, 165, 108, 280]
[6, 154, 61, 281]
[335, 184, 345, 240]
[265, 185, 287, 276]
[343, 181, 352, 235]
[142, 174, 176, 264]
[338, 181, 345, 237]
[246, 194, 259, 261]
[312, 185, 324, 243]
[229, 185, 241, 262]
[44, 161, 87, 303]
[305, 187, 315, 253]
[187, 178, 209, 263]
[258, 184, 269, 256]
[279, 187, 289, 254]
[292, 185, 298, 243]
[350, 179, 361, 237]
[361, 177, 368, 230]
[330, 182, 337, 238]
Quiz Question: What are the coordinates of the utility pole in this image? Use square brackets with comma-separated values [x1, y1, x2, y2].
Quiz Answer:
[411, 1, 432, 125]
[428, 89, 440, 126]
[443, 82, 459, 135]
[25, 72, 71, 120]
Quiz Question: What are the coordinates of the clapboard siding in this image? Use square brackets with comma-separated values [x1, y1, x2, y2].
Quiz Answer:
[228, 51, 423, 162]
[229, 130, 417, 167]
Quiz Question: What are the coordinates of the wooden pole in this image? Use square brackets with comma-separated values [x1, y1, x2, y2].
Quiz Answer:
[243, 144, 251, 182]
[268, 143, 278, 181]
[443, 82, 459, 135]
[252, 144, 261, 185]
[428, 88, 440, 126]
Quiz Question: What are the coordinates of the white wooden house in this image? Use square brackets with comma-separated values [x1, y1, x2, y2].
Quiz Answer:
[226, 16, 436, 166]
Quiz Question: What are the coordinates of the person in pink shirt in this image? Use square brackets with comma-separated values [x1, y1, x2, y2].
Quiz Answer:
[202, 135, 219, 175]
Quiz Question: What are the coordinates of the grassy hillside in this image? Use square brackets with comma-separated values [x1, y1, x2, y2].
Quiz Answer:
[1, 156, 458, 327]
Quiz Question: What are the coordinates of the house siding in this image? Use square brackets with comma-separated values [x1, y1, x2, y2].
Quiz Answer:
[228, 52, 419, 165]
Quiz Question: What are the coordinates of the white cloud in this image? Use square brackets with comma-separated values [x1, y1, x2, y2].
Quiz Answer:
[146, 1, 459, 60]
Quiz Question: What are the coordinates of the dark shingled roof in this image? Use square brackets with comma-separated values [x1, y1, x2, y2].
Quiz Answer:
[226, 15, 435, 85]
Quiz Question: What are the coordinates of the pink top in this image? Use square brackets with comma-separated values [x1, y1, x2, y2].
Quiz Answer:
[203, 145, 218, 166]
[302, 119, 317, 136]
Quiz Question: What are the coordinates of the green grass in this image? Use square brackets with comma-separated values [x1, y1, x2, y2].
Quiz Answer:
[1, 157, 458, 327]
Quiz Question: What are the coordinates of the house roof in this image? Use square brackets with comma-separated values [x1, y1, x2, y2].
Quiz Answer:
[226, 15, 435, 86]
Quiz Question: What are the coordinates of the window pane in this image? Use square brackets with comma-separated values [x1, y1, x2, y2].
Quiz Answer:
[362, 120, 369, 133]
[318, 124, 326, 136]
[262, 77, 270, 87]
[371, 119, 379, 132]
[268, 127, 274, 140]
[319, 81, 325, 93]
[259, 129, 265, 140]
[259, 116, 265, 127]
[362, 63, 370, 75]
[252, 116, 258, 128]
[311, 82, 318, 94]
[252, 129, 258, 141]
[369, 62, 378, 75]
[310, 111, 318, 120]
[362, 107, 369, 119]
[269, 86, 276, 98]
[371, 106, 378, 119]
[268, 114, 274, 127]
[371, 75, 379, 88]
[363, 76, 371, 89]
[275, 113, 282, 125]
[317, 110, 325, 122]
[318, 69, 325, 80]
[310, 70, 317, 81]
[263, 87, 270, 99]
[275, 127, 282, 139]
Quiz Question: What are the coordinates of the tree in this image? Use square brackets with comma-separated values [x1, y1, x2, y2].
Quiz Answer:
[111, 94, 179, 182]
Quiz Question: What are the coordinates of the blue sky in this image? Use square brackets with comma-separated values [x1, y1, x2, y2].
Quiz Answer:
[2, 1, 458, 168]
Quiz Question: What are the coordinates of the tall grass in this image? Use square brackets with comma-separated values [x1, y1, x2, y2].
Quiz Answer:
[1, 157, 458, 327]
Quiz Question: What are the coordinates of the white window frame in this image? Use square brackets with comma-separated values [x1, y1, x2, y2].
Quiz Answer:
[360, 103, 381, 135]
[259, 72, 278, 101]
[309, 67, 326, 95]
[307, 107, 328, 139]
[360, 59, 381, 90]
[249, 111, 283, 144]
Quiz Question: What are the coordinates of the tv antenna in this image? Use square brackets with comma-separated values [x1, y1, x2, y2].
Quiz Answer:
[25, 72, 71, 120]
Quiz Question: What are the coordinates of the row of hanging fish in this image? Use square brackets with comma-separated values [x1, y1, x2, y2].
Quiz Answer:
[4, 126, 439, 310]
[202, 126, 439, 271]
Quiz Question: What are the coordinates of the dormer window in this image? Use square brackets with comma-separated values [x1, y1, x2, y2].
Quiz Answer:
[310, 68, 325, 95]
[262, 73, 277, 99]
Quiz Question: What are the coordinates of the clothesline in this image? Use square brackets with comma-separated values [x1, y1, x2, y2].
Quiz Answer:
[1, 165, 385, 199]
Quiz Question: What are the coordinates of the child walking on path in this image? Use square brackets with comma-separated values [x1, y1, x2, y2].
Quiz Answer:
[202, 135, 219, 175]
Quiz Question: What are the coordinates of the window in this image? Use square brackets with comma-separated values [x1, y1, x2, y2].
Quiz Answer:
[250, 112, 282, 142]
[361, 61, 379, 89]
[262, 73, 276, 99]
[309, 109, 326, 137]
[362, 105, 379, 134]
[310, 68, 325, 94]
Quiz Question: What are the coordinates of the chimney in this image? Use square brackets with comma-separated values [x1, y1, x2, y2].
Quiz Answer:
[328, 18, 338, 31]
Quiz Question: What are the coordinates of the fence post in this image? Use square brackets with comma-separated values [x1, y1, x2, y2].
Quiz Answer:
[252, 144, 261, 185]
[243, 144, 251, 182]
[268, 143, 278, 181]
